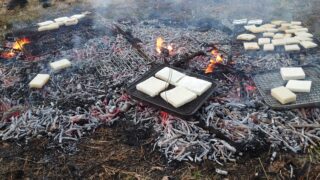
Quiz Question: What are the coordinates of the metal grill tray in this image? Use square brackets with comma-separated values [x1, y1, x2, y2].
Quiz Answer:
[253, 65, 320, 109]
[126, 64, 217, 116]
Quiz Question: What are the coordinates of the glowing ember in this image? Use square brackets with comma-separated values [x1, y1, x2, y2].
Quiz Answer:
[12, 37, 30, 50]
[205, 49, 224, 74]
[245, 85, 256, 91]
[1, 50, 16, 59]
[156, 37, 164, 54]
[160, 111, 169, 126]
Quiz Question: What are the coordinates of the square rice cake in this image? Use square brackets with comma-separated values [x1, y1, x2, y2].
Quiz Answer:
[177, 76, 212, 96]
[271, 86, 296, 104]
[286, 80, 312, 93]
[272, 39, 286, 46]
[273, 33, 285, 39]
[284, 44, 300, 51]
[263, 44, 275, 51]
[263, 32, 275, 38]
[29, 74, 50, 88]
[161, 86, 197, 108]
[243, 42, 260, 50]
[258, 38, 271, 45]
[136, 77, 169, 97]
[155, 67, 186, 85]
[50, 59, 71, 71]
[284, 38, 300, 45]
[280, 67, 305, 80]
[300, 41, 318, 49]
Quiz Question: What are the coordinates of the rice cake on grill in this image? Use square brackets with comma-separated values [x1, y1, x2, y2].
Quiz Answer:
[286, 80, 312, 93]
[177, 76, 212, 96]
[155, 67, 186, 85]
[271, 86, 296, 105]
[280, 67, 305, 80]
[161, 86, 197, 108]
[136, 77, 169, 97]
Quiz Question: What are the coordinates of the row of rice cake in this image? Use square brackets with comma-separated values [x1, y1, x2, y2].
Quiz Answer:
[237, 20, 318, 51]
[37, 11, 90, 32]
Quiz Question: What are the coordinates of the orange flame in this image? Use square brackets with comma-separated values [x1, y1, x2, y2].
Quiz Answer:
[156, 37, 174, 55]
[12, 37, 30, 51]
[205, 49, 224, 74]
[156, 37, 164, 54]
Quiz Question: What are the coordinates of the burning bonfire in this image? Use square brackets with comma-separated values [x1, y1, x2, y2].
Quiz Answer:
[205, 48, 224, 74]
[1, 37, 30, 59]
[0, 7, 320, 179]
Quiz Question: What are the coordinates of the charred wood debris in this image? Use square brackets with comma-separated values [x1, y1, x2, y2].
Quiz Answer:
[1, 14, 320, 166]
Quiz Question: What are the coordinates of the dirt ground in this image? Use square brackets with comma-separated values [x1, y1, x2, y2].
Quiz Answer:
[1, 0, 320, 179]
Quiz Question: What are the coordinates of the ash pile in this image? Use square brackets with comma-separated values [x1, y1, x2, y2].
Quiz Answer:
[1, 10, 320, 165]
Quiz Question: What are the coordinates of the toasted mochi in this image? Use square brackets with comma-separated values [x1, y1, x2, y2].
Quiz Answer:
[248, 19, 263, 25]
[264, 44, 275, 51]
[54, 17, 70, 25]
[285, 29, 297, 34]
[38, 23, 60, 31]
[260, 24, 276, 28]
[248, 27, 266, 33]
[280, 67, 305, 80]
[37, 21, 54, 26]
[291, 21, 302, 25]
[233, 19, 247, 25]
[285, 44, 300, 51]
[294, 32, 313, 38]
[70, 14, 86, 20]
[273, 33, 285, 39]
[263, 32, 275, 37]
[271, 20, 285, 25]
[286, 80, 312, 93]
[290, 25, 303, 29]
[295, 36, 313, 42]
[244, 25, 256, 31]
[284, 34, 292, 38]
[266, 28, 278, 33]
[295, 28, 308, 32]
[50, 59, 71, 71]
[237, 34, 256, 41]
[285, 38, 300, 45]
[161, 86, 197, 108]
[64, 18, 78, 26]
[155, 67, 186, 85]
[281, 23, 291, 28]
[258, 38, 271, 45]
[136, 77, 169, 97]
[300, 41, 318, 49]
[177, 76, 212, 96]
[272, 39, 286, 46]
[29, 74, 50, 89]
[271, 86, 296, 105]
[243, 42, 260, 50]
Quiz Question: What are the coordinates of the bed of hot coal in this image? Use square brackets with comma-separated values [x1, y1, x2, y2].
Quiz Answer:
[1, 13, 320, 166]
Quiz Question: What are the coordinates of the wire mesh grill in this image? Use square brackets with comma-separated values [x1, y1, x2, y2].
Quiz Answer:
[253, 65, 320, 109]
